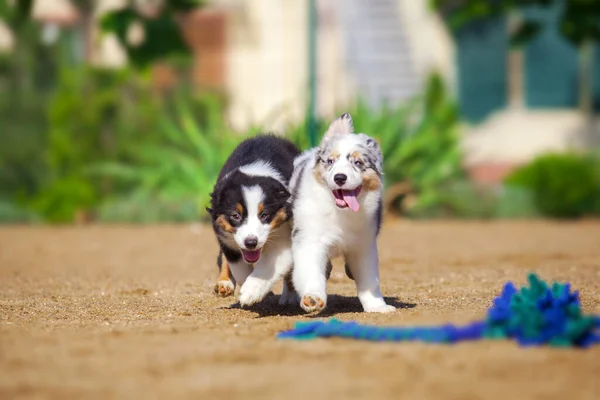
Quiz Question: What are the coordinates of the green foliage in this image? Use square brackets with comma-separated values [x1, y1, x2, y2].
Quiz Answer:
[0, 93, 48, 199]
[100, 1, 205, 68]
[0, 199, 39, 223]
[494, 185, 540, 218]
[90, 93, 244, 222]
[431, 0, 600, 47]
[29, 176, 97, 223]
[419, 181, 539, 219]
[384, 73, 465, 214]
[0, 0, 34, 28]
[97, 195, 198, 223]
[287, 116, 324, 152]
[34, 66, 165, 222]
[505, 153, 600, 218]
[560, 0, 600, 46]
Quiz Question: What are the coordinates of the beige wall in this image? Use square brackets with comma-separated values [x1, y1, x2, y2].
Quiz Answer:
[222, 0, 357, 133]
[222, 0, 455, 131]
[1, 0, 454, 132]
[396, 0, 455, 93]
[224, 0, 307, 132]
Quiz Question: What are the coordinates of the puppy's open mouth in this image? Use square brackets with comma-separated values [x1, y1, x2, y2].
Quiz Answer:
[242, 249, 261, 263]
[332, 187, 362, 212]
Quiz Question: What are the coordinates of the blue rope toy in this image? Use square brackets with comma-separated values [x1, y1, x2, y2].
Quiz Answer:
[277, 274, 600, 347]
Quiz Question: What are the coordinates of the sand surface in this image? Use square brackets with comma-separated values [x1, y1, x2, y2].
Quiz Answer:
[1, 220, 599, 399]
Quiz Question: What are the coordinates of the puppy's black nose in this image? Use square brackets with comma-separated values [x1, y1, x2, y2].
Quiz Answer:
[334, 173, 347, 186]
[244, 236, 258, 249]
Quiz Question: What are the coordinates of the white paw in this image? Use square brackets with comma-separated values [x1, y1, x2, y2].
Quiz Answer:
[213, 280, 235, 298]
[364, 304, 396, 313]
[279, 290, 300, 305]
[238, 277, 272, 307]
[300, 293, 326, 313]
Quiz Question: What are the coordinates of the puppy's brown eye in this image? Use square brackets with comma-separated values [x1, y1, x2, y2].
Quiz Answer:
[354, 160, 364, 168]
[259, 212, 270, 222]
[327, 158, 334, 165]
[230, 212, 242, 222]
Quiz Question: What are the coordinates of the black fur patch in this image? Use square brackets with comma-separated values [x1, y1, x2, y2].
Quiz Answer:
[221, 243, 242, 263]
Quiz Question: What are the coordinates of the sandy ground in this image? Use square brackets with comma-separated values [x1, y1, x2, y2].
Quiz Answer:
[1, 220, 600, 400]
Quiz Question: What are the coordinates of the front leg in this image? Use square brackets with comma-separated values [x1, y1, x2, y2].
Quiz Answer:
[292, 237, 329, 313]
[238, 239, 293, 307]
[346, 241, 395, 313]
[214, 254, 236, 297]
[228, 259, 253, 288]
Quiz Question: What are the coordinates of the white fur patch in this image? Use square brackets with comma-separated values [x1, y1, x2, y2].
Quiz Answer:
[239, 160, 286, 186]
[234, 185, 270, 250]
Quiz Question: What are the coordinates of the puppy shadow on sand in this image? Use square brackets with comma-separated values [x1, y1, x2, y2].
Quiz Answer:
[222, 293, 416, 318]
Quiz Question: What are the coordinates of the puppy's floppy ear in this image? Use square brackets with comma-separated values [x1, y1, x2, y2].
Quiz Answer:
[322, 112, 354, 141]
[359, 134, 383, 175]
[275, 188, 291, 202]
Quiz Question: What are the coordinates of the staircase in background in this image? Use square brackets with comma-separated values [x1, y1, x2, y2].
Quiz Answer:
[338, 0, 420, 109]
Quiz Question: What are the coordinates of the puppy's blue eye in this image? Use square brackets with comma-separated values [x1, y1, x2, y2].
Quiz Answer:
[259, 212, 269, 222]
[327, 158, 334, 165]
[354, 160, 364, 168]
[230, 212, 241, 222]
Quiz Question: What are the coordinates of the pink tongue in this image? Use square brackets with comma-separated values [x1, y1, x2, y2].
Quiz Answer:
[243, 249, 261, 263]
[343, 191, 360, 212]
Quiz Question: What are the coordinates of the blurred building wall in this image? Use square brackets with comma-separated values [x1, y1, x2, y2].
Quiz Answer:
[4, 0, 596, 184]
[221, 0, 314, 132]
[219, 0, 454, 131]
[1, 0, 453, 132]
[455, 2, 600, 183]
[397, 0, 455, 93]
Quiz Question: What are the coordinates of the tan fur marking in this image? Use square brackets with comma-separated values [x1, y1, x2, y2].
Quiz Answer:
[269, 208, 288, 230]
[216, 215, 235, 233]
[362, 169, 381, 191]
[258, 203, 264, 215]
[351, 151, 361, 159]
[217, 258, 232, 282]
[330, 150, 340, 159]
[313, 165, 327, 185]
[236, 203, 243, 214]
[214, 257, 235, 297]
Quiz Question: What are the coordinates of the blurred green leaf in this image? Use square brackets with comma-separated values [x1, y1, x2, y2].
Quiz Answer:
[505, 153, 600, 218]
[100, 1, 205, 68]
[432, 0, 600, 46]
[90, 92, 245, 221]
[510, 20, 542, 48]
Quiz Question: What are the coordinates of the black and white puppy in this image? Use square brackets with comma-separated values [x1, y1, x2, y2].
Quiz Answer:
[207, 134, 300, 307]
[290, 113, 396, 313]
